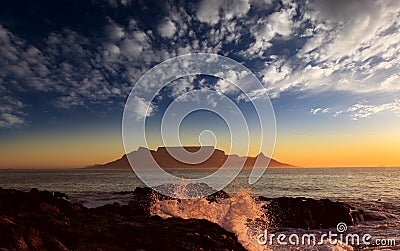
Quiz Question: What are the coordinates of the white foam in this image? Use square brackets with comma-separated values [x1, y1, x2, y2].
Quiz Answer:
[150, 188, 269, 251]
[150, 187, 359, 251]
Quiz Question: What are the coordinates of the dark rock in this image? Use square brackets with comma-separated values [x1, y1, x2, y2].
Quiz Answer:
[257, 195, 271, 201]
[363, 211, 388, 221]
[132, 186, 173, 201]
[53, 191, 68, 199]
[206, 190, 230, 203]
[106, 185, 231, 216]
[351, 209, 365, 223]
[113, 191, 133, 195]
[262, 197, 360, 229]
[0, 188, 246, 251]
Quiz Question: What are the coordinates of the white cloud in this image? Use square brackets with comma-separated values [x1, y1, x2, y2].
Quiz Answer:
[196, 0, 223, 25]
[252, 0, 400, 102]
[380, 74, 400, 91]
[0, 7, 229, 126]
[267, 7, 296, 37]
[310, 107, 330, 115]
[297, 1, 400, 91]
[206, 94, 218, 107]
[105, 22, 125, 41]
[118, 23, 152, 60]
[104, 43, 121, 56]
[213, 69, 250, 95]
[0, 113, 25, 128]
[244, 1, 297, 57]
[196, 0, 251, 25]
[333, 111, 343, 117]
[120, 0, 131, 6]
[157, 19, 177, 38]
[324, 100, 400, 120]
[130, 96, 154, 120]
[0, 24, 52, 92]
[169, 76, 195, 98]
[105, 0, 131, 8]
[56, 93, 85, 108]
[322, 108, 330, 113]
[346, 100, 400, 120]
[223, 0, 251, 20]
[0, 86, 26, 128]
[214, 79, 238, 95]
[2, 0, 399, 127]
[310, 108, 322, 114]
[0, 24, 136, 111]
[120, 37, 145, 57]
[260, 59, 292, 95]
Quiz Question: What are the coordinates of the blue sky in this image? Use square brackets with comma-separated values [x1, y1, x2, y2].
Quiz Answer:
[0, 0, 399, 167]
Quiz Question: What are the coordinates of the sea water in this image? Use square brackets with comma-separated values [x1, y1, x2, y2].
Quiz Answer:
[0, 167, 399, 250]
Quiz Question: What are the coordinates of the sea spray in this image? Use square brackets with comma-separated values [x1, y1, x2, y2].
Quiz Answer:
[149, 183, 357, 251]
[150, 185, 269, 251]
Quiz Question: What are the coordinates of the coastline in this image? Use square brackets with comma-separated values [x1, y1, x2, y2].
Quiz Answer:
[0, 187, 246, 251]
[1, 186, 395, 251]
[1, 168, 399, 250]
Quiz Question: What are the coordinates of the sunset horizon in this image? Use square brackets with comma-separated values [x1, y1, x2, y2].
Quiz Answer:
[1, 141, 400, 169]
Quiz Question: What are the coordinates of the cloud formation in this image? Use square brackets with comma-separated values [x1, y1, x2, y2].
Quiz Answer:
[196, 0, 251, 25]
[0, 0, 399, 127]
[346, 100, 400, 120]
[261, 0, 400, 97]
[157, 20, 177, 38]
[310, 108, 330, 115]
[0, 86, 25, 128]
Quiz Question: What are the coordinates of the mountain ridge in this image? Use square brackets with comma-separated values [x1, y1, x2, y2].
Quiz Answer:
[85, 146, 295, 169]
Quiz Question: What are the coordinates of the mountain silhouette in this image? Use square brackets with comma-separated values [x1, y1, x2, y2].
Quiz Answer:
[86, 146, 295, 169]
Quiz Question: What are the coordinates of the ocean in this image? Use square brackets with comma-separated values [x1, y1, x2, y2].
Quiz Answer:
[1, 167, 399, 250]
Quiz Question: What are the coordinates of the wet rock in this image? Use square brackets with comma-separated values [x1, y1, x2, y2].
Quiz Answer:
[262, 197, 359, 229]
[0, 188, 245, 251]
[118, 185, 231, 215]
[351, 209, 365, 223]
[206, 190, 230, 203]
[40, 202, 60, 214]
[363, 210, 388, 221]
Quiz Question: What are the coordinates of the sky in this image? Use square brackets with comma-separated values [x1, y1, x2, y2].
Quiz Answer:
[0, 0, 399, 168]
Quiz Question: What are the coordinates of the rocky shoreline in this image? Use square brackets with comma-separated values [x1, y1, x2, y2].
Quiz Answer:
[0, 187, 373, 251]
[0, 187, 246, 251]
